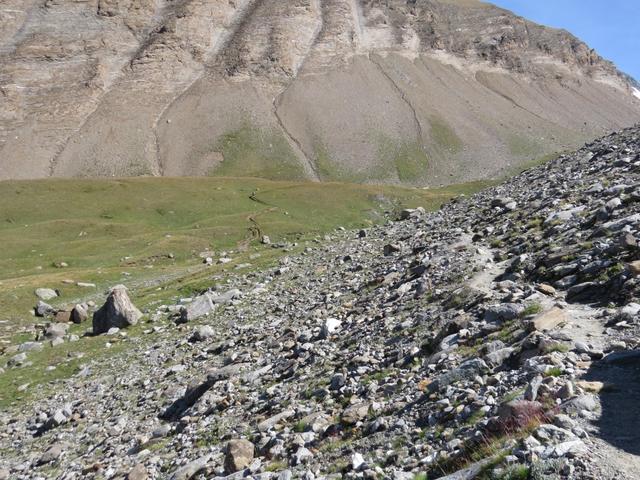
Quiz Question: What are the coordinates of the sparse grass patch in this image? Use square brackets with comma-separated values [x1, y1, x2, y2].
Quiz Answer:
[544, 367, 563, 378]
[429, 115, 463, 154]
[362, 368, 393, 385]
[293, 420, 308, 433]
[542, 342, 570, 354]
[526, 218, 543, 230]
[520, 303, 542, 318]
[211, 123, 306, 180]
[319, 438, 350, 453]
[502, 389, 525, 404]
[485, 465, 530, 480]
[265, 460, 288, 472]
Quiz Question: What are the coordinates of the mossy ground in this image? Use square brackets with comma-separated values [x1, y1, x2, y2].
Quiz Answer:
[210, 124, 307, 180]
[429, 115, 463, 155]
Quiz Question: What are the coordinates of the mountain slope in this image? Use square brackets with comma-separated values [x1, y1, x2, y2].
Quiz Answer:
[1, 126, 640, 479]
[1, 0, 639, 183]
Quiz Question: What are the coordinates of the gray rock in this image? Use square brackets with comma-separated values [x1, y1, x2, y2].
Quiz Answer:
[484, 303, 524, 323]
[180, 293, 216, 322]
[168, 455, 211, 480]
[211, 289, 242, 304]
[7, 352, 27, 367]
[525, 375, 544, 401]
[257, 410, 294, 432]
[36, 444, 63, 465]
[179, 289, 239, 322]
[71, 304, 88, 324]
[191, 325, 215, 342]
[35, 288, 58, 300]
[127, 464, 148, 480]
[35, 300, 55, 317]
[557, 381, 575, 400]
[224, 439, 254, 473]
[427, 359, 488, 393]
[542, 439, 587, 459]
[341, 403, 369, 425]
[293, 446, 313, 465]
[485, 347, 515, 367]
[18, 342, 43, 353]
[565, 395, 598, 413]
[93, 285, 142, 334]
[45, 323, 68, 339]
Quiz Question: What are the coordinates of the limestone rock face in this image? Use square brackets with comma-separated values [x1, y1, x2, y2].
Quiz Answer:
[1, 1, 639, 184]
[93, 285, 142, 335]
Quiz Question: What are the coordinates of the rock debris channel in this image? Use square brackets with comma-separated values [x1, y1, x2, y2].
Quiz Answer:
[2, 126, 640, 479]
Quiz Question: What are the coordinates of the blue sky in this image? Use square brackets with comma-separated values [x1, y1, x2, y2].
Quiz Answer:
[488, 0, 640, 82]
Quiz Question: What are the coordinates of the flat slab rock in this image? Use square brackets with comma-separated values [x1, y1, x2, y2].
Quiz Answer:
[528, 307, 569, 332]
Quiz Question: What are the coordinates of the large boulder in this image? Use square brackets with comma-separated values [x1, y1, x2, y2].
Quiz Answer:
[93, 285, 142, 335]
[224, 439, 254, 473]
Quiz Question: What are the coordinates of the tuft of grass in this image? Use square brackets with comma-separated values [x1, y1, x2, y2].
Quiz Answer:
[544, 367, 563, 378]
[319, 438, 350, 453]
[488, 465, 530, 480]
[543, 342, 570, 354]
[265, 460, 288, 472]
[502, 389, 525, 404]
[293, 420, 308, 433]
[520, 303, 542, 318]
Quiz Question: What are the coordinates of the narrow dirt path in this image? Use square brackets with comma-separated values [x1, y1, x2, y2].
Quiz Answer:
[463, 237, 640, 479]
[554, 303, 640, 479]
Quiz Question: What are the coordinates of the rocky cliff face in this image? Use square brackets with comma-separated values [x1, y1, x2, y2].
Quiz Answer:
[1, 0, 639, 183]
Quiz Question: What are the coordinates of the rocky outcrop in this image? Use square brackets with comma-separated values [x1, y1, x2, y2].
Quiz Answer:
[1, 1, 639, 184]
